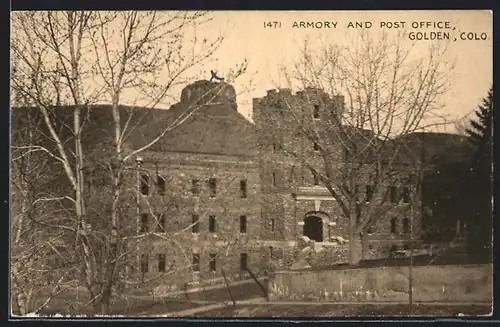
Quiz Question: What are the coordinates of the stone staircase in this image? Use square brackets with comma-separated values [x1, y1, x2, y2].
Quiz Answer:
[290, 236, 350, 270]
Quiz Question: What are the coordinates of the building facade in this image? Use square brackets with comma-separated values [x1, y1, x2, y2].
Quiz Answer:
[253, 87, 422, 266]
[11, 80, 425, 294]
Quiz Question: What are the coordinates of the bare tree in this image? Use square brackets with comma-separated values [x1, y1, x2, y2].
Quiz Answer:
[11, 10, 248, 314]
[256, 31, 453, 265]
[10, 108, 72, 315]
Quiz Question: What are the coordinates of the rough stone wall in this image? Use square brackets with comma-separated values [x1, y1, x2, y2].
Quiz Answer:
[254, 89, 346, 242]
[124, 150, 261, 287]
[181, 80, 237, 111]
[269, 264, 493, 303]
[254, 87, 425, 269]
[294, 199, 347, 241]
[307, 245, 350, 268]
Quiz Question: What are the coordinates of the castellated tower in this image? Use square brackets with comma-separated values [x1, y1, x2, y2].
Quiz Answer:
[253, 88, 347, 267]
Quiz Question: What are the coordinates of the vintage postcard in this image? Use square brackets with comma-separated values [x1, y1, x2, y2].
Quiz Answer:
[10, 10, 493, 318]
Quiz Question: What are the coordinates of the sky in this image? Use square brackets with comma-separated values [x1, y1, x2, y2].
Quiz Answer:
[169, 10, 492, 133]
[12, 10, 493, 133]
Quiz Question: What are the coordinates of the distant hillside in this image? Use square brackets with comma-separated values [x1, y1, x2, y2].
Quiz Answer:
[11, 81, 259, 158]
[395, 132, 474, 165]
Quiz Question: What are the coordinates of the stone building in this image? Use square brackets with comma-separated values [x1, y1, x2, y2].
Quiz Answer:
[253, 87, 423, 266]
[11, 80, 428, 293]
[115, 81, 266, 290]
[10, 81, 263, 293]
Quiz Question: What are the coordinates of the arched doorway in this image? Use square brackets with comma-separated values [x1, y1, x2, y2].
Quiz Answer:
[303, 216, 323, 242]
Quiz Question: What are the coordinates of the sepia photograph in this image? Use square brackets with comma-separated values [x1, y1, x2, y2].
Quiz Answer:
[9, 9, 493, 319]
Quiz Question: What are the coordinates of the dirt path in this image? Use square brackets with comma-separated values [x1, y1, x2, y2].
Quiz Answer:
[167, 297, 265, 317]
[168, 299, 491, 317]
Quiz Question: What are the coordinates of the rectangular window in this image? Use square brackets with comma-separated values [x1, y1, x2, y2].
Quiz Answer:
[192, 179, 201, 196]
[269, 246, 273, 259]
[313, 171, 320, 185]
[141, 254, 148, 274]
[140, 174, 150, 195]
[156, 213, 166, 233]
[208, 178, 217, 197]
[402, 187, 410, 203]
[390, 218, 397, 234]
[240, 215, 247, 233]
[271, 218, 275, 232]
[390, 186, 398, 203]
[192, 254, 200, 272]
[272, 172, 276, 186]
[365, 185, 374, 203]
[158, 254, 166, 273]
[240, 180, 247, 198]
[157, 175, 166, 195]
[192, 214, 200, 233]
[289, 165, 296, 184]
[240, 253, 248, 271]
[403, 217, 410, 234]
[313, 104, 320, 119]
[209, 253, 217, 272]
[209, 215, 216, 233]
[313, 142, 320, 152]
[140, 213, 149, 233]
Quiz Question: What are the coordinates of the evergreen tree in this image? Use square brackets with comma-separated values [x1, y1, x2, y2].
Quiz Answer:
[466, 87, 493, 148]
[464, 87, 493, 259]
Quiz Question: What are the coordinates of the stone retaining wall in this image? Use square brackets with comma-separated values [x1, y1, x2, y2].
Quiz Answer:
[269, 264, 492, 303]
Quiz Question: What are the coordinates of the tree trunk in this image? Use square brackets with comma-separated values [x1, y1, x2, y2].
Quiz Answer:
[99, 288, 112, 315]
[99, 171, 122, 315]
[347, 197, 363, 265]
[99, 99, 125, 315]
[11, 265, 27, 315]
[348, 234, 363, 265]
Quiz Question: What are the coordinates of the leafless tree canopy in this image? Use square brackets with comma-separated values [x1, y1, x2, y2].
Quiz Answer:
[285, 31, 453, 136]
[11, 10, 248, 315]
[258, 31, 454, 264]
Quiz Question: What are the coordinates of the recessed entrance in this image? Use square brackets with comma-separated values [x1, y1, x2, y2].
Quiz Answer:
[303, 216, 323, 242]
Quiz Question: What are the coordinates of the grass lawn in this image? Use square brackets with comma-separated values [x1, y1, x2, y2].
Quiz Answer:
[36, 296, 205, 316]
[25, 289, 204, 316]
[194, 303, 492, 317]
[23, 279, 267, 316]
